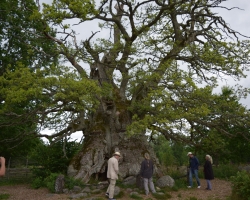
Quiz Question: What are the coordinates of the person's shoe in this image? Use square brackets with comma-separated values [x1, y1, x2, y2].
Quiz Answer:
[187, 186, 192, 188]
[105, 193, 109, 198]
[197, 186, 201, 188]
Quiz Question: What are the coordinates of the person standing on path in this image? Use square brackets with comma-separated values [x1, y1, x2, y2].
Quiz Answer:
[140, 152, 156, 196]
[0, 157, 5, 176]
[204, 154, 214, 190]
[106, 152, 121, 200]
[187, 152, 201, 188]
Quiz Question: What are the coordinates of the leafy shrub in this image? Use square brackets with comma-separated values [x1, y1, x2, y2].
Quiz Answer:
[230, 170, 250, 200]
[213, 164, 238, 179]
[44, 173, 61, 193]
[30, 140, 81, 180]
[0, 194, 10, 200]
[31, 176, 45, 189]
[64, 176, 84, 190]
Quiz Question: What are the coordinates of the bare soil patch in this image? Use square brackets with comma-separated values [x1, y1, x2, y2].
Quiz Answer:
[0, 178, 231, 200]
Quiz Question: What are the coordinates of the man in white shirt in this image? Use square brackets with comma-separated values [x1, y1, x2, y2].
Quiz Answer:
[106, 152, 121, 200]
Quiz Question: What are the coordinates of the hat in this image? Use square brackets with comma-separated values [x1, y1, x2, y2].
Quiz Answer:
[113, 152, 121, 157]
[187, 152, 192, 156]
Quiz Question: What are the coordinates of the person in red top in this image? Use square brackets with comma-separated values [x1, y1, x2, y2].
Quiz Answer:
[140, 153, 156, 196]
[106, 152, 121, 200]
[0, 157, 5, 176]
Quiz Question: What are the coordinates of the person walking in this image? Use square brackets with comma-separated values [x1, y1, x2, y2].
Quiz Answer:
[204, 154, 214, 190]
[187, 152, 201, 188]
[106, 152, 121, 200]
[0, 157, 5, 176]
[140, 152, 156, 196]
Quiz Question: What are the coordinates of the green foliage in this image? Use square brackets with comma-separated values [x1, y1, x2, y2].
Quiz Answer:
[30, 139, 81, 179]
[152, 135, 175, 166]
[130, 193, 143, 200]
[0, 179, 32, 186]
[152, 192, 172, 199]
[0, 194, 10, 200]
[44, 173, 61, 193]
[230, 171, 250, 200]
[213, 164, 239, 180]
[114, 190, 125, 199]
[64, 176, 84, 190]
[31, 176, 45, 189]
[186, 197, 198, 200]
[171, 142, 188, 166]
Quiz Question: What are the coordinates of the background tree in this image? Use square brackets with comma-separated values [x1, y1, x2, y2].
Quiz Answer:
[1, 0, 250, 183]
[0, 0, 59, 158]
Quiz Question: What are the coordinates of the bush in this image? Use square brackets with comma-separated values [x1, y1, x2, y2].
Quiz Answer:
[44, 173, 61, 193]
[64, 176, 84, 190]
[230, 170, 250, 200]
[31, 176, 45, 189]
[213, 164, 238, 180]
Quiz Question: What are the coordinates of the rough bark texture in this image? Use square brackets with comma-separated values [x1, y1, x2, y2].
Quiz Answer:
[67, 129, 162, 183]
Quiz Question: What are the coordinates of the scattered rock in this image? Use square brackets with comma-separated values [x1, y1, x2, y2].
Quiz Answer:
[156, 175, 175, 188]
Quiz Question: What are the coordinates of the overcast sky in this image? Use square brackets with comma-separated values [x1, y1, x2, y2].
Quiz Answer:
[39, 0, 250, 141]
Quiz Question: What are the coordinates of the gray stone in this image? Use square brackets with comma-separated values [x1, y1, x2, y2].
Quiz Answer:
[239, 165, 250, 173]
[91, 189, 101, 194]
[70, 192, 88, 199]
[72, 186, 82, 192]
[114, 186, 120, 196]
[156, 175, 175, 188]
[82, 187, 91, 193]
[123, 176, 136, 185]
[62, 188, 69, 194]
[130, 191, 139, 196]
[54, 174, 65, 194]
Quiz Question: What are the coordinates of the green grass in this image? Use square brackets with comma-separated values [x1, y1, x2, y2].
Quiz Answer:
[152, 192, 172, 199]
[130, 193, 143, 200]
[0, 194, 10, 200]
[0, 179, 31, 186]
[115, 190, 125, 198]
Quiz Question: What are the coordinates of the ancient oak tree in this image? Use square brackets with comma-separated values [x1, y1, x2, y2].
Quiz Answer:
[1, 0, 250, 182]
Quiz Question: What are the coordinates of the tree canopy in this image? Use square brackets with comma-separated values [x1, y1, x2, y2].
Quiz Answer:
[1, 0, 250, 155]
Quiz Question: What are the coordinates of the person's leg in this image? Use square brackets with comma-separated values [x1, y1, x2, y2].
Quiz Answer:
[207, 180, 212, 190]
[108, 179, 116, 198]
[206, 179, 209, 189]
[148, 177, 156, 193]
[106, 178, 110, 194]
[189, 169, 193, 187]
[194, 169, 200, 187]
[143, 178, 149, 195]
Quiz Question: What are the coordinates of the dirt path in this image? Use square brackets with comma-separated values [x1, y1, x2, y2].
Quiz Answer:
[168, 178, 232, 200]
[0, 178, 232, 200]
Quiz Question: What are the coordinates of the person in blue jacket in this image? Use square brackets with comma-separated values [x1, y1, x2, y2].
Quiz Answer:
[187, 152, 201, 188]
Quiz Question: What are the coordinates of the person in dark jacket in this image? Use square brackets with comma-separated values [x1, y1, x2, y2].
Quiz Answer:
[140, 153, 156, 196]
[187, 152, 201, 188]
[204, 155, 214, 190]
